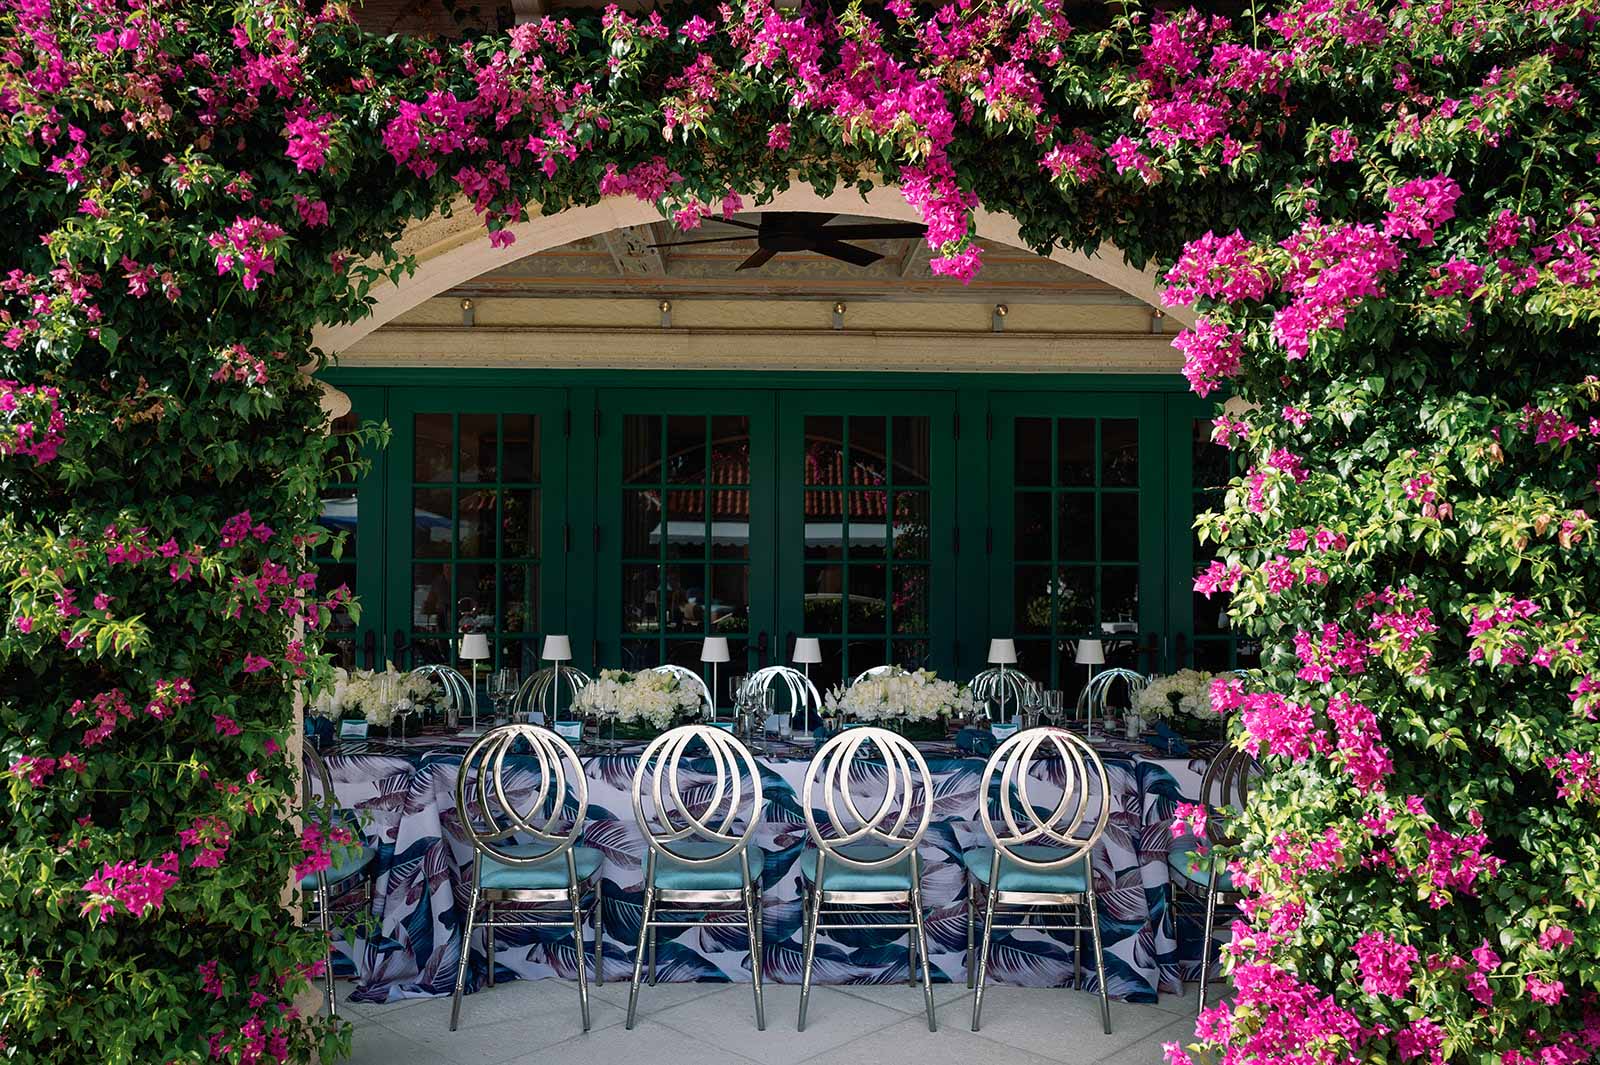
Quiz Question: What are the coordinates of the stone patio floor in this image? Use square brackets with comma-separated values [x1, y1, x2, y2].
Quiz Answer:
[336, 978, 1205, 1065]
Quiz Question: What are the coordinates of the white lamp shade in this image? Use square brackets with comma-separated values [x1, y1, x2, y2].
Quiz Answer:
[459, 633, 491, 660]
[700, 636, 731, 663]
[792, 637, 823, 664]
[987, 638, 1018, 665]
[541, 634, 573, 661]
[1074, 639, 1105, 666]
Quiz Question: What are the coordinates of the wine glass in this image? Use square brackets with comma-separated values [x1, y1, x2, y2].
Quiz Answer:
[489, 667, 517, 725]
[1044, 689, 1065, 727]
[1021, 683, 1043, 730]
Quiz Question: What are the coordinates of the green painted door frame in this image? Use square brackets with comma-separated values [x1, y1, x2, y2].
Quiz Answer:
[318, 369, 1217, 688]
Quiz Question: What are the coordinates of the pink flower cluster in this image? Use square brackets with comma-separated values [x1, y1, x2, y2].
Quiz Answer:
[1173, 316, 1244, 397]
[220, 510, 274, 548]
[294, 820, 355, 881]
[282, 109, 332, 173]
[207, 216, 285, 291]
[1411, 813, 1503, 905]
[76, 687, 134, 746]
[1544, 750, 1600, 803]
[80, 852, 180, 922]
[146, 676, 195, 720]
[1213, 678, 1322, 762]
[1171, 961, 1366, 1065]
[1271, 221, 1405, 360]
[1352, 931, 1417, 998]
[1194, 559, 1244, 597]
[1383, 175, 1462, 247]
[0, 380, 66, 464]
[8, 751, 85, 786]
[1327, 692, 1393, 793]
[211, 343, 273, 387]
[1164, 230, 1274, 307]
[1293, 624, 1373, 683]
[179, 815, 233, 869]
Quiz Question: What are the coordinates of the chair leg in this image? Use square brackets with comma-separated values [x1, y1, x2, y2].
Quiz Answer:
[1073, 905, 1083, 991]
[570, 887, 591, 1033]
[906, 923, 916, 988]
[797, 884, 824, 1031]
[316, 878, 337, 1017]
[594, 879, 605, 987]
[1198, 859, 1221, 1015]
[910, 882, 936, 1033]
[970, 884, 999, 1032]
[745, 885, 766, 1031]
[450, 879, 482, 1032]
[484, 902, 496, 989]
[626, 886, 656, 1030]
[1088, 885, 1111, 1035]
[648, 924, 658, 986]
[965, 879, 976, 990]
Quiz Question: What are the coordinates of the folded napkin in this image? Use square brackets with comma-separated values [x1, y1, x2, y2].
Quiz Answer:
[1149, 721, 1190, 756]
[956, 727, 997, 756]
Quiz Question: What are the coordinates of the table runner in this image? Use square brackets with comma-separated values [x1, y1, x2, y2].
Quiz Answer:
[319, 734, 1217, 1005]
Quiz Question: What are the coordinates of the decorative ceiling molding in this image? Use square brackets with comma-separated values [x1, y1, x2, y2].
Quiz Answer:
[596, 224, 666, 277]
[510, 0, 548, 23]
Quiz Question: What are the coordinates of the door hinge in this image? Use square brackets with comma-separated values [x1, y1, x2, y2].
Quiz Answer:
[564, 523, 572, 553]
[952, 527, 960, 554]
[563, 408, 572, 438]
[953, 411, 960, 440]
[985, 411, 994, 440]
[593, 524, 601, 550]
[985, 526, 994, 554]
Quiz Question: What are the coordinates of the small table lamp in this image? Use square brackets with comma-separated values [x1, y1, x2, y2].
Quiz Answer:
[793, 637, 822, 729]
[701, 636, 731, 720]
[458, 633, 490, 735]
[541, 634, 573, 723]
[988, 638, 1018, 722]
[1074, 638, 1105, 737]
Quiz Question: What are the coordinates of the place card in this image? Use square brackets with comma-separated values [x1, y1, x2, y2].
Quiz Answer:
[339, 719, 369, 740]
[554, 721, 582, 743]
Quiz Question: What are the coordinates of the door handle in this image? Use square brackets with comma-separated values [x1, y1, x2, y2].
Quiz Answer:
[362, 629, 377, 670]
[392, 629, 410, 669]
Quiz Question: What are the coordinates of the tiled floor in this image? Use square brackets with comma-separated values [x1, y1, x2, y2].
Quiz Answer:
[334, 978, 1201, 1065]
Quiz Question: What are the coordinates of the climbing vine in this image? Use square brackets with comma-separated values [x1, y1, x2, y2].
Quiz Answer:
[1, 0, 1598, 1061]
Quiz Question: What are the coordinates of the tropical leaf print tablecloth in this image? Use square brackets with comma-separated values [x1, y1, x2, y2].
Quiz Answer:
[320, 736, 1219, 1005]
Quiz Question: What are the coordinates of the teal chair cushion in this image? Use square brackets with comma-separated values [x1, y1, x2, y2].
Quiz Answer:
[480, 844, 603, 891]
[651, 841, 763, 891]
[799, 844, 914, 892]
[963, 845, 1088, 895]
[300, 845, 376, 890]
[1168, 836, 1232, 892]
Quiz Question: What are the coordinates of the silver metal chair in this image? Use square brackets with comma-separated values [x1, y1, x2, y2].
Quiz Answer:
[411, 664, 475, 728]
[449, 724, 604, 1032]
[1172, 746, 1258, 1012]
[799, 727, 936, 1031]
[628, 725, 765, 1029]
[300, 744, 375, 1017]
[970, 667, 1037, 722]
[1075, 667, 1148, 735]
[965, 727, 1113, 1034]
[649, 664, 715, 716]
[851, 665, 897, 684]
[744, 665, 823, 732]
[511, 664, 592, 722]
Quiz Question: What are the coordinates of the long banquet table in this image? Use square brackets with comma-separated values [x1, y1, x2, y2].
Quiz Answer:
[320, 732, 1219, 1005]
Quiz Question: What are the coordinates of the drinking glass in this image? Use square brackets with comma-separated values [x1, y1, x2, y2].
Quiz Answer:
[1044, 690, 1065, 726]
[489, 667, 517, 725]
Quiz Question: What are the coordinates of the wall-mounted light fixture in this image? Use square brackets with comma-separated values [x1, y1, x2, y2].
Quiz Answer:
[459, 297, 475, 327]
[831, 301, 846, 330]
[658, 299, 672, 328]
[1149, 307, 1166, 335]
[992, 303, 1009, 333]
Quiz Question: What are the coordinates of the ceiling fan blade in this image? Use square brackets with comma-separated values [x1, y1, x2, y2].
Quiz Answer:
[764, 211, 833, 230]
[813, 239, 884, 268]
[648, 236, 751, 249]
[734, 246, 778, 271]
[811, 224, 928, 241]
[714, 218, 762, 231]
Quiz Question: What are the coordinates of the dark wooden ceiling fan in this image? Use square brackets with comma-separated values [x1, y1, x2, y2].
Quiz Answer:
[650, 211, 928, 270]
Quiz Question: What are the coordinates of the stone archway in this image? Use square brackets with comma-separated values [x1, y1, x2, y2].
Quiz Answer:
[313, 182, 1191, 354]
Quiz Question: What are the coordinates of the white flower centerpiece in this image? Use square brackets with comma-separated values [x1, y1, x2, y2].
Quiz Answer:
[823, 667, 974, 739]
[308, 664, 434, 728]
[571, 668, 705, 737]
[1137, 669, 1218, 735]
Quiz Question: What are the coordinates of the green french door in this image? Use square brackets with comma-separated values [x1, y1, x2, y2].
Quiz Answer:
[776, 393, 958, 695]
[988, 393, 1168, 697]
[313, 385, 387, 670]
[383, 388, 568, 674]
[596, 390, 778, 678]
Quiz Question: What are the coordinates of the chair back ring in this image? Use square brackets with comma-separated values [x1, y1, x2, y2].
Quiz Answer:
[803, 727, 932, 869]
[512, 665, 593, 717]
[411, 664, 475, 718]
[851, 665, 897, 685]
[744, 666, 823, 716]
[647, 664, 715, 717]
[1197, 747, 1259, 848]
[455, 723, 588, 866]
[632, 724, 763, 865]
[979, 726, 1111, 870]
[1075, 667, 1149, 720]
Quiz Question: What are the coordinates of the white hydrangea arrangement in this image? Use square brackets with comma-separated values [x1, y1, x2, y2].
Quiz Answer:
[571, 668, 704, 729]
[824, 667, 975, 723]
[308, 664, 434, 726]
[1137, 669, 1216, 720]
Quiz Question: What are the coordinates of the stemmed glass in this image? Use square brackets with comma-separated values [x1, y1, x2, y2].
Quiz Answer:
[727, 674, 747, 721]
[489, 667, 517, 726]
[1021, 684, 1043, 730]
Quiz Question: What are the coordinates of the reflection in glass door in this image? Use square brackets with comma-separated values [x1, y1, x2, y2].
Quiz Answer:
[778, 396, 955, 695]
[313, 386, 385, 670]
[599, 395, 776, 675]
[385, 390, 565, 675]
[990, 396, 1163, 698]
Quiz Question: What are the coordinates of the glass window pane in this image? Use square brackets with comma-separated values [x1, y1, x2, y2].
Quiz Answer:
[413, 488, 453, 558]
[804, 490, 844, 561]
[318, 486, 357, 559]
[847, 490, 888, 559]
[806, 415, 845, 485]
[850, 565, 887, 632]
[890, 492, 930, 560]
[1058, 419, 1094, 486]
[457, 564, 495, 632]
[1057, 495, 1094, 561]
[503, 414, 538, 482]
[666, 414, 705, 484]
[812, 639, 845, 695]
[893, 638, 931, 671]
[1194, 640, 1233, 672]
[623, 489, 662, 558]
[414, 413, 453, 482]
[1102, 419, 1138, 487]
[1014, 417, 1051, 486]
[893, 417, 930, 484]
[1014, 566, 1051, 635]
[1014, 493, 1051, 560]
[710, 415, 750, 483]
[625, 415, 662, 483]
[501, 565, 532, 633]
[411, 565, 450, 633]
[459, 413, 498, 483]
[891, 567, 928, 634]
[1055, 567, 1095, 631]
[804, 566, 844, 634]
[503, 490, 538, 559]
[662, 563, 706, 633]
[710, 566, 749, 634]
[848, 638, 888, 676]
[665, 487, 706, 560]
[457, 489, 497, 558]
[623, 564, 662, 634]
[1101, 495, 1139, 562]
[711, 489, 749, 561]
[319, 562, 357, 632]
[1101, 566, 1140, 628]
[620, 639, 656, 672]
[849, 416, 888, 487]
